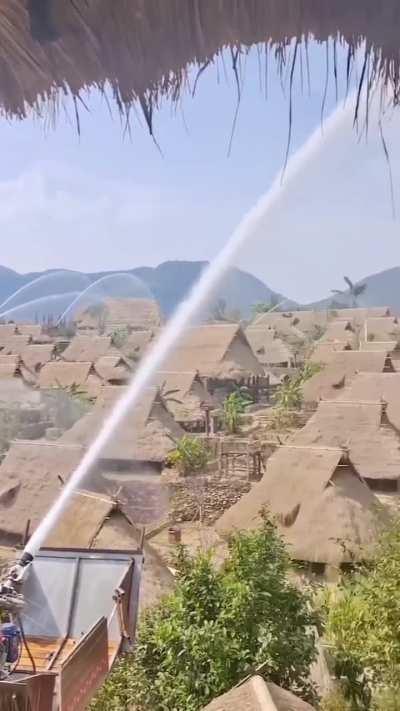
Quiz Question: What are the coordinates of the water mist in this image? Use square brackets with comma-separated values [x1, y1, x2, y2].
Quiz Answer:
[25, 96, 354, 557]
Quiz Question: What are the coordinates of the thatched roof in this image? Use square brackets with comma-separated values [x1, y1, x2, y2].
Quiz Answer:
[253, 310, 328, 336]
[303, 351, 393, 404]
[16, 324, 43, 339]
[0, 325, 17, 338]
[152, 370, 215, 423]
[38, 359, 102, 396]
[94, 355, 131, 383]
[21, 343, 55, 371]
[1, 1, 400, 129]
[360, 340, 398, 352]
[0, 334, 31, 355]
[245, 328, 293, 367]
[364, 317, 400, 342]
[0, 354, 35, 386]
[0, 441, 84, 542]
[75, 298, 161, 334]
[121, 330, 154, 360]
[61, 385, 183, 462]
[62, 335, 113, 362]
[42, 489, 140, 550]
[165, 324, 263, 380]
[294, 400, 400, 482]
[338, 372, 400, 431]
[332, 307, 391, 324]
[310, 341, 353, 365]
[319, 320, 357, 346]
[216, 446, 387, 565]
[203, 675, 315, 710]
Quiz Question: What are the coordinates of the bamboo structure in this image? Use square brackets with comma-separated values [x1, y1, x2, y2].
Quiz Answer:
[0, 1, 399, 125]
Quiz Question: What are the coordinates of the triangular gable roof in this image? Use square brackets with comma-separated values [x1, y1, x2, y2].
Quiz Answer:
[21, 343, 55, 371]
[0, 441, 84, 541]
[245, 327, 293, 365]
[303, 350, 393, 403]
[16, 324, 43, 338]
[203, 675, 315, 710]
[62, 335, 113, 362]
[216, 446, 386, 564]
[94, 354, 131, 382]
[0, 334, 31, 355]
[165, 324, 263, 378]
[43, 490, 116, 549]
[152, 370, 215, 422]
[38, 360, 97, 388]
[61, 385, 183, 461]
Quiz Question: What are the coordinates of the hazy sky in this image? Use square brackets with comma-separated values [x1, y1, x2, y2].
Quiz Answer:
[0, 41, 399, 302]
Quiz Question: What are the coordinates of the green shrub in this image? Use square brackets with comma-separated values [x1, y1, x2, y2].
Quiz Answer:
[91, 517, 318, 711]
[166, 435, 210, 475]
[222, 388, 252, 434]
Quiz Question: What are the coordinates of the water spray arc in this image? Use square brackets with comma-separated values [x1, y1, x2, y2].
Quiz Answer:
[55, 272, 149, 326]
[0, 292, 81, 321]
[0, 271, 88, 313]
[25, 96, 355, 558]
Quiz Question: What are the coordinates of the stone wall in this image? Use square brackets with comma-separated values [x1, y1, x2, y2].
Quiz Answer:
[169, 475, 251, 524]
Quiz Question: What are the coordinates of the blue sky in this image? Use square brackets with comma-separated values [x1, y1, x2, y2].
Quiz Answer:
[0, 40, 399, 302]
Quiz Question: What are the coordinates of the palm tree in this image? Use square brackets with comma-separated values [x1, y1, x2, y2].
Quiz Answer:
[331, 276, 367, 308]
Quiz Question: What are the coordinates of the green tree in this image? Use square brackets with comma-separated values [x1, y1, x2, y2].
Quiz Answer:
[110, 327, 130, 349]
[166, 435, 210, 475]
[273, 362, 321, 412]
[222, 388, 252, 434]
[325, 520, 400, 706]
[252, 294, 279, 316]
[331, 276, 367, 308]
[91, 517, 317, 711]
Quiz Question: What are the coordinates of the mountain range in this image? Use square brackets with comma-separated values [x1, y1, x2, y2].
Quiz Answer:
[0, 261, 398, 321]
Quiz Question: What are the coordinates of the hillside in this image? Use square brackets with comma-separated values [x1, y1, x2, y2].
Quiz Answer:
[0, 261, 290, 321]
[309, 267, 400, 313]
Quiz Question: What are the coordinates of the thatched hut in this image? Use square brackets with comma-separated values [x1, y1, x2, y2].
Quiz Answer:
[38, 360, 102, 396]
[164, 324, 263, 399]
[253, 310, 328, 337]
[0, 440, 84, 545]
[75, 298, 162, 334]
[151, 370, 215, 431]
[62, 335, 113, 362]
[121, 330, 154, 362]
[364, 317, 400, 343]
[319, 319, 357, 347]
[0, 334, 31, 356]
[61, 385, 183, 469]
[20, 343, 55, 372]
[303, 350, 394, 405]
[0, 325, 17, 338]
[94, 355, 131, 385]
[245, 327, 294, 368]
[338, 371, 400, 431]
[16, 324, 43, 339]
[43, 488, 174, 612]
[1, 1, 399, 130]
[310, 341, 353, 366]
[216, 445, 387, 575]
[332, 307, 391, 324]
[203, 675, 315, 711]
[294, 400, 400, 492]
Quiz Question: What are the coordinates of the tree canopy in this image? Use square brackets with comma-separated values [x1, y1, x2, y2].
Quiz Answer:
[91, 517, 318, 710]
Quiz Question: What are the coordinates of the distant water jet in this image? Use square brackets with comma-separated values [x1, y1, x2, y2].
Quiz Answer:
[0, 292, 81, 321]
[0, 271, 89, 313]
[25, 95, 355, 557]
[55, 272, 152, 325]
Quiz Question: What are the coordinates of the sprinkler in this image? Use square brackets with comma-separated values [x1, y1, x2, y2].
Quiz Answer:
[0, 552, 33, 678]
